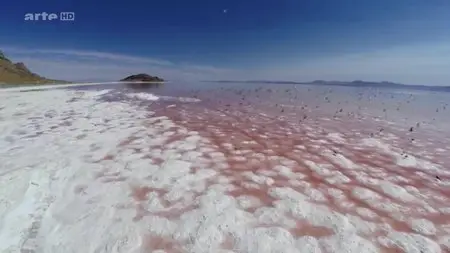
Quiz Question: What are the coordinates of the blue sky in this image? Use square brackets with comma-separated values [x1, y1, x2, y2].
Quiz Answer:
[1, 0, 450, 85]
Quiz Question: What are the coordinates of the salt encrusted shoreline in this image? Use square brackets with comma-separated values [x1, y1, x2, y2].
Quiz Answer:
[0, 87, 448, 253]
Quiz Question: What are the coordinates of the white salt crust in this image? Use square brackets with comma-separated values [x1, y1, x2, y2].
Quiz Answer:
[0, 85, 448, 253]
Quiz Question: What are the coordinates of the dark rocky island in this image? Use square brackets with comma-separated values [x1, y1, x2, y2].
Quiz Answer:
[120, 73, 164, 82]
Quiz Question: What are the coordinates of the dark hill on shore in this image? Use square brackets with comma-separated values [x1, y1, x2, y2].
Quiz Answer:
[0, 50, 70, 85]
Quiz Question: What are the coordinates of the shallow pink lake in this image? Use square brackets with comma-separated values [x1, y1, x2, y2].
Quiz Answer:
[1, 82, 449, 253]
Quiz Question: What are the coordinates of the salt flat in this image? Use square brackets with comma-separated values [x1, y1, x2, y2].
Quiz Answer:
[0, 86, 449, 253]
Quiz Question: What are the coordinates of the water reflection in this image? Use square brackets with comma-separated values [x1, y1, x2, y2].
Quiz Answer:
[125, 82, 164, 90]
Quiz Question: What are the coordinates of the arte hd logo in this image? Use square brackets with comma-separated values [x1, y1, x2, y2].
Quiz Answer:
[24, 12, 75, 21]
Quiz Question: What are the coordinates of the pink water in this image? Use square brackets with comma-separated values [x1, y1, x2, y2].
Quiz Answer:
[84, 82, 450, 252]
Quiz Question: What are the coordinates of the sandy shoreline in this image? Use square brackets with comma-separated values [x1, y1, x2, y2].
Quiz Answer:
[0, 87, 449, 253]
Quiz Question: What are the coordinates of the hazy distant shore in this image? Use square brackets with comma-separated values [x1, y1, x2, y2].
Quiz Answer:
[206, 80, 450, 92]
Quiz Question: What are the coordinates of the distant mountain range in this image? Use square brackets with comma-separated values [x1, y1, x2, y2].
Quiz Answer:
[0, 50, 70, 86]
[208, 80, 450, 92]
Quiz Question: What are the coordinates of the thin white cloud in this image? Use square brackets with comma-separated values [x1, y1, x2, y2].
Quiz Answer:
[1, 46, 173, 66]
[1, 46, 240, 82]
[256, 41, 450, 86]
[178, 64, 235, 75]
[2, 42, 450, 85]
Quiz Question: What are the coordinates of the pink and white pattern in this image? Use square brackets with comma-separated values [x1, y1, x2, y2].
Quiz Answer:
[0, 85, 449, 253]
